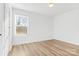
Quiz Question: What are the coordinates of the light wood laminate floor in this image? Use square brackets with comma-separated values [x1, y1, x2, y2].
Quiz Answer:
[8, 39, 79, 56]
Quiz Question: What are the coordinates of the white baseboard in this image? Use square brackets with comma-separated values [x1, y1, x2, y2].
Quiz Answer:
[12, 38, 54, 45]
[53, 35, 79, 45]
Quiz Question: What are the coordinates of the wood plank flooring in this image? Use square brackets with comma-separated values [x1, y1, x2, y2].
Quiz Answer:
[8, 39, 79, 56]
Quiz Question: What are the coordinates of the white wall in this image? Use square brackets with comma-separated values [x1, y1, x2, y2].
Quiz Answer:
[0, 3, 5, 56]
[12, 8, 54, 45]
[0, 4, 4, 34]
[53, 9, 79, 45]
[12, 5, 79, 46]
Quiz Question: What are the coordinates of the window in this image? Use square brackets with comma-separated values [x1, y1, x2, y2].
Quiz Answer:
[15, 15, 29, 36]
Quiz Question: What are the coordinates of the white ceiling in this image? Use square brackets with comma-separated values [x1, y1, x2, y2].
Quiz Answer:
[10, 3, 79, 16]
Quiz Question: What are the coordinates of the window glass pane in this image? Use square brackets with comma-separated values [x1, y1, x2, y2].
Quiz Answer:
[15, 15, 29, 36]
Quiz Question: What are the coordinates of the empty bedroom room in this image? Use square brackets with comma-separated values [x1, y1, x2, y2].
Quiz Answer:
[0, 3, 79, 56]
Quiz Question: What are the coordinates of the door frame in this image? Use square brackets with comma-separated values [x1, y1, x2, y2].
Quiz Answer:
[4, 3, 13, 55]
